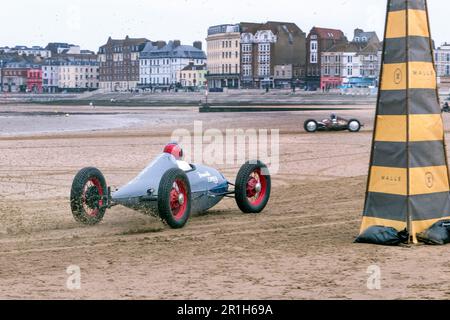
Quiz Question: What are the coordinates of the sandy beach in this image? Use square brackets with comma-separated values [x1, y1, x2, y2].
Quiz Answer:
[1, 104, 450, 299]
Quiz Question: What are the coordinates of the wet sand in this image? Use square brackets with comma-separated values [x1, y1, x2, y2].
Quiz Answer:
[0, 104, 450, 299]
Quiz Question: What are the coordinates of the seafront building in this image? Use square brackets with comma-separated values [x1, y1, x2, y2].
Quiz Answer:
[0, 46, 51, 58]
[435, 43, 450, 89]
[305, 27, 347, 89]
[176, 63, 207, 89]
[206, 21, 306, 89]
[0, 55, 44, 93]
[320, 39, 382, 90]
[98, 36, 149, 92]
[42, 47, 99, 93]
[139, 40, 206, 89]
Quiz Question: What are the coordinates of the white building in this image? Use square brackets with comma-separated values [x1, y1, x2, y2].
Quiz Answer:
[321, 41, 382, 89]
[42, 55, 99, 93]
[435, 43, 450, 77]
[139, 41, 206, 88]
[0, 46, 51, 58]
[241, 30, 277, 88]
[42, 62, 60, 93]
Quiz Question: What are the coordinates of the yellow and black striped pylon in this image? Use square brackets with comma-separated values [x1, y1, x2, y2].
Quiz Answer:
[360, 0, 450, 243]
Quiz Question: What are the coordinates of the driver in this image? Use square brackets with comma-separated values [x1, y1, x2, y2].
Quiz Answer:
[330, 114, 338, 124]
[163, 142, 184, 160]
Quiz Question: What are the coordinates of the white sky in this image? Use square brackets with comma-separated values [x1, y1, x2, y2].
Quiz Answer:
[0, 0, 447, 51]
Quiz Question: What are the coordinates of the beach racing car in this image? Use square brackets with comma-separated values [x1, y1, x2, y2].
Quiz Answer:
[304, 114, 362, 133]
[70, 143, 271, 229]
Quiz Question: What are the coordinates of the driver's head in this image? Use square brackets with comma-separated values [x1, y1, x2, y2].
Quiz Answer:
[331, 114, 337, 120]
[164, 142, 183, 160]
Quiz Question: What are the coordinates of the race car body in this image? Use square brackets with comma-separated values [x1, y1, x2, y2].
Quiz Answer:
[112, 153, 229, 215]
[304, 115, 362, 133]
[70, 143, 271, 229]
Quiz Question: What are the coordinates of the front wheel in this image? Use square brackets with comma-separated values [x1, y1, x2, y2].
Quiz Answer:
[70, 167, 108, 225]
[348, 119, 361, 132]
[235, 161, 271, 214]
[304, 119, 318, 133]
[158, 168, 192, 229]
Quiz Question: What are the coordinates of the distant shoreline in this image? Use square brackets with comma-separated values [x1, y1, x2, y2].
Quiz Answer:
[0, 90, 447, 108]
[0, 91, 377, 107]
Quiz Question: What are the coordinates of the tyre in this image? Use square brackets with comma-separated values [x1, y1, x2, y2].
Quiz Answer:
[158, 168, 191, 229]
[348, 119, 361, 132]
[70, 167, 108, 225]
[304, 119, 318, 133]
[235, 161, 271, 214]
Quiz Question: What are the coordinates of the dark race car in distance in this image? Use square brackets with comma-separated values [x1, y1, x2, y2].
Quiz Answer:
[304, 114, 363, 133]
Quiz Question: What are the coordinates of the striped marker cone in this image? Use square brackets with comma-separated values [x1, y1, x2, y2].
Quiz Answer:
[360, 0, 450, 244]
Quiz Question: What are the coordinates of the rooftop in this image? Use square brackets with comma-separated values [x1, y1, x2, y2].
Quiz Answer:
[181, 63, 207, 71]
[309, 27, 346, 40]
[140, 41, 206, 59]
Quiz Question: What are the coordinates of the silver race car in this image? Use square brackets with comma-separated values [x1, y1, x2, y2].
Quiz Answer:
[70, 143, 271, 229]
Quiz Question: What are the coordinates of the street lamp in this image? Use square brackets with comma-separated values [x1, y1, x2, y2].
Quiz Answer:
[205, 82, 209, 106]
[0, 59, 3, 93]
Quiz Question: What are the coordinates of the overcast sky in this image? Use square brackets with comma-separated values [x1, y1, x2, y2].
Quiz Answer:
[0, 0, 448, 51]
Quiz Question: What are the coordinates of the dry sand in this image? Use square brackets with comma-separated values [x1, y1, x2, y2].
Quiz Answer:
[0, 105, 450, 300]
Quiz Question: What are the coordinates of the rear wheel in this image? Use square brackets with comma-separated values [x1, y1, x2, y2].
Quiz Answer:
[304, 119, 318, 133]
[70, 167, 108, 225]
[158, 168, 191, 229]
[235, 161, 271, 214]
[348, 119, 361, 132]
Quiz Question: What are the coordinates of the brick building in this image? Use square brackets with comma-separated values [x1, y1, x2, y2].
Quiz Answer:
[306, 27, 347, 89]
[98, 36, 149, 92]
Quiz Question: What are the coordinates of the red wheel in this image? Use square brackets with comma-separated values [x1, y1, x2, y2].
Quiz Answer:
[235, 161, 271, 213]
[158, 168, 191, 229]
[246, 168, 268, 207]
[71, 168, 108, 225]
[81, 177, 104, 217]
[169, 179, 188, 221]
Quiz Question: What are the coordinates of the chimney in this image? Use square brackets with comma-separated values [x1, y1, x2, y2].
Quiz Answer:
[354, 28, 363, 37]
[173, 40, 181, 48]
[193, 41, 202, 50]
[156, 41, 166, 49]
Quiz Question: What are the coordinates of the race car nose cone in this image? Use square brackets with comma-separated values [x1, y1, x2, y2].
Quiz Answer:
[178, 193, 185, 205]
[255, 183, 262, 193]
